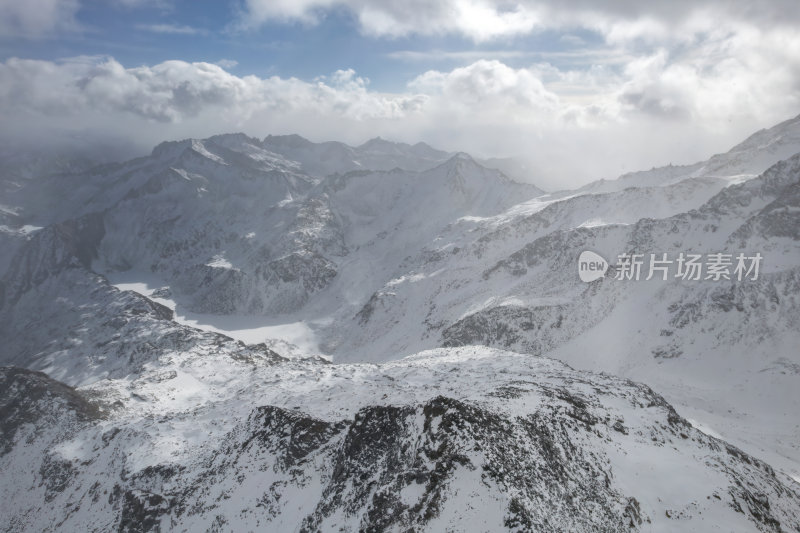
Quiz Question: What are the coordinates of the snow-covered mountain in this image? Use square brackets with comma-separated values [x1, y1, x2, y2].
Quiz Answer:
[259, 134, 453, 177]
[0, 134, 542, 320]
[325, 122, 800, 485]
[570, 113, 800, 197]
[3, 347, 799, 532]
[1, 116, 800, 531]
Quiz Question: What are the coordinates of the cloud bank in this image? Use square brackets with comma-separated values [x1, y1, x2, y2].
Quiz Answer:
[0, 0, 81, 38]
[236, 0, 800, 41]
[2, 0, 800, 188]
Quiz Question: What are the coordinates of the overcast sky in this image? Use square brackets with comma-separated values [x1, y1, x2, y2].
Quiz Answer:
[1, 0, 800, 188]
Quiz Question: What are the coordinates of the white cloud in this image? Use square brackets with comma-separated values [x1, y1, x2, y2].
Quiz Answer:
[114, 0, 172, 8]
[610, 24, 800, 126]
[0, 56, 429, 157]
[0, 0, 81, 38]
[235, 0, 800, 42]
[236, 0, 542, 41]
[410, 60, 559, 112]
[0, 56, 427, 123]
[136, 23, 206, 35]
[2, 9, 800, 190]
[387, 50, 532, 62]
[215, 59, 239, 69]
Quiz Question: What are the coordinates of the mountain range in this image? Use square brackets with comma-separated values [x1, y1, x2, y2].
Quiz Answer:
[1, 116, 799, 531]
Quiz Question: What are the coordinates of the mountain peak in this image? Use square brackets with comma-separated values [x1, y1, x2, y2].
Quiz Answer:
[149, 138, 223, 162]
[208, 132, 259, 147]
[358, 136, 402, 152]
[435, 151, 479, 171]
[451, 151, 474, 161]
[263, 133, 314, 149]
[408, 141, 446, 159]
[150, 138, 195, 159]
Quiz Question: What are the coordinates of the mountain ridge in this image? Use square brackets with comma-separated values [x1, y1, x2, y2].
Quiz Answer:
[1, 114, 800, 531]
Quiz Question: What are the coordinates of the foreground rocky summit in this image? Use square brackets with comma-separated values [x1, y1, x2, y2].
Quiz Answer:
[2, 347, 799, 532]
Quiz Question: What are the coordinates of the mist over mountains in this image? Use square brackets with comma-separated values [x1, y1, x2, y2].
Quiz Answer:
[1, 114, 799, 531]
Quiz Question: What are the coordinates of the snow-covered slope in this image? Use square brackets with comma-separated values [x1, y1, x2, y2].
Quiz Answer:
[2, 347, 799, 532]
[0, 134, 543, 319]
[0, 131, 541, 375]
[699, 114, 800, 178]
[341, 149, 800, 482]
[0, 215, 282, 386]
[567, 112, 800, 197]
[259, 134, 452, 177]
[0, 142, 131, 278]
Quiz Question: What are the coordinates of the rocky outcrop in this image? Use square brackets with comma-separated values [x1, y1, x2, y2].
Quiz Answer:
[0, 367, 101, 455]
[0, 212, 104, 308]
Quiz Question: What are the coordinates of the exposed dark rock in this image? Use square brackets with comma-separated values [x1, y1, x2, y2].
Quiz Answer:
[0, 367, 101, 455]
